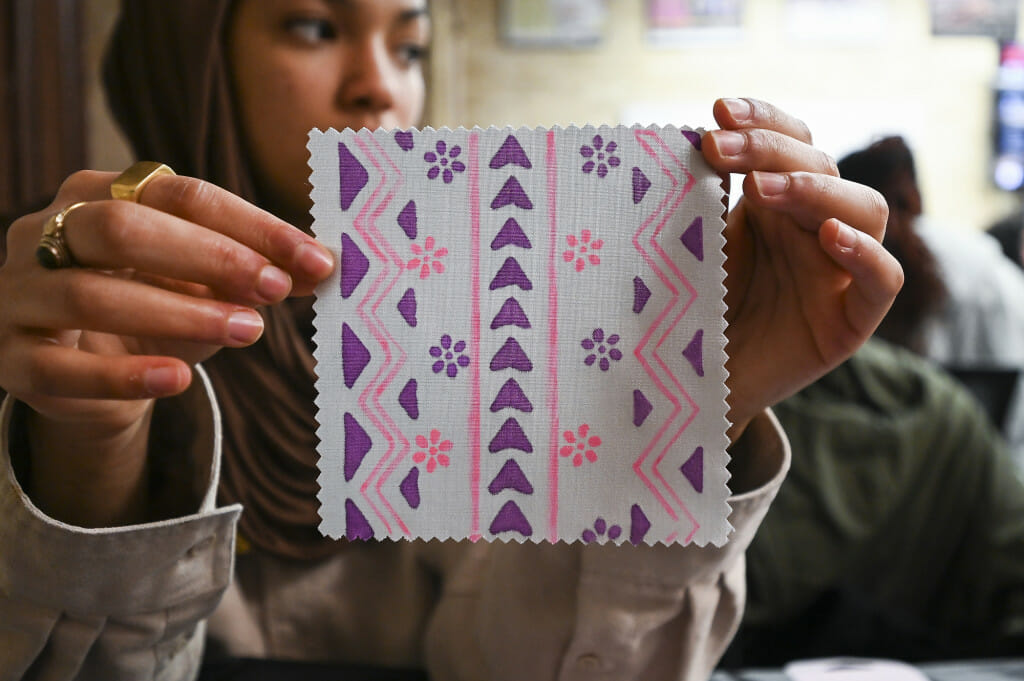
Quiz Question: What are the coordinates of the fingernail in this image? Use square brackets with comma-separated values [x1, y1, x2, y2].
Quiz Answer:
[228, 309, 264, 344]
[143, 366, 185, 396]
[723, 98, 752, 121]
[753, 171, 788, 196]
[714, 131, 746, 156]
[836, 222, 859, 249]
[256, 265, 292, 302]
[295, 242, 334, 278]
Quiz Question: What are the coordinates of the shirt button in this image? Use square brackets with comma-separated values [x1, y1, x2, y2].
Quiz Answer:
[576, 653, 603, 671]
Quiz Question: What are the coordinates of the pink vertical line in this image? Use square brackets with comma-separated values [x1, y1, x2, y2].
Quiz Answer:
[546, 130, 560, 542]
[364, 135, 411, 536]
[351, 135, 394, 535]
[469, 132, 482, 541]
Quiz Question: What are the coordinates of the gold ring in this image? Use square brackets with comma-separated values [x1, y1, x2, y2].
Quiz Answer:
[110, 161, 176, 202]
[36, 202, 89, 269]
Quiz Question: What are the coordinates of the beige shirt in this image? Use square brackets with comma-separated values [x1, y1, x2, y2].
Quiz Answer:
[0, 368, 789, 681]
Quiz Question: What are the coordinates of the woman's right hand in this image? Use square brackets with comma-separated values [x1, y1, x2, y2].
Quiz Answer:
[0, 169, 334, 524]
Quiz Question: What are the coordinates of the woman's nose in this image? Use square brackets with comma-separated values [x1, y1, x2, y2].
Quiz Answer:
[337, 37, 397, 115]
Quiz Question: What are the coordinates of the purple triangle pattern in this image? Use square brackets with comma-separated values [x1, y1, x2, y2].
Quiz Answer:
[397, 288, 417, 327]
[398, 378, 419, 420]
[490, 337, 533, 372]
[489, 500, 533, 536]
[629, 504, 651, 546]
[489, 257, 532, 291]
[489, 135, 533, 169]
[633, 276, 652, 314]
[682, 129, 702, 150]
[681, 447, 704, 493]
[340, 233, 369, 299]
[399, 466, 420, 508]
[491, 297, 531, 330]
[397, 200, 417, 240]
[343, 412, 372, 482]
[491, 217, 533, 250]
[394, 130, 414, 151]
[490, 378, 533, 413]
[488, 418, 533, 453]
[345, 498, 374, 541]
[338, 142, 369, 211]
[683, 329, 704, 377]
[342, 323, 371, 389]
[633, 389, 653, 427]
[490, 176, 533, 210]
[487, 458, 534, 495]
[681, 217, 704, 262]
[632, 166, 652, 204]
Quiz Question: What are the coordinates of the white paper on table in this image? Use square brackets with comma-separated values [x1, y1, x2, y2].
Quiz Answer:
[310, 125, 730, 546]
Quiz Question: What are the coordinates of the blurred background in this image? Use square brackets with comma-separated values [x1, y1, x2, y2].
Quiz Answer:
[5, 0, 1024, 234]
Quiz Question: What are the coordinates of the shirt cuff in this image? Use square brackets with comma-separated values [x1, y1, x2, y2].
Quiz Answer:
[0, 366, 241, 617]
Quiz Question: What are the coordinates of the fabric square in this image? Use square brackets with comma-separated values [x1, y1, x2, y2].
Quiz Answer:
[310, 125, 730, 546]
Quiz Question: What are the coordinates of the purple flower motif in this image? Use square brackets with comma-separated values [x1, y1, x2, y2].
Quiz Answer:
[581, 328, 622, 371]
[424, 140, 466, 184]
[580, 134, 621, 178]
[429, 334, 470, 378]
[581, 516, 622, 544]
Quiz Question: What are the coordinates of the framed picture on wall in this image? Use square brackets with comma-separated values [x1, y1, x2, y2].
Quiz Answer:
[929, 0, 1018, 42]
[645, 0, 745, 46]
[499, 0, 607, 47]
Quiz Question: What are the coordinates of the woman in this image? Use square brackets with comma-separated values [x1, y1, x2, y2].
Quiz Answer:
[0, 1, 900, 679]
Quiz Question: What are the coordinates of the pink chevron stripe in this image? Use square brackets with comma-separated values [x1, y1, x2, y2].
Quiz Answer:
[351, 134, 394, 536]
[630, 130, 683, 522]
[641, 134, 701, 534]
[363, 134, 411, 536]
[546, 129, 560, 542]
[469, 132, 482, 541]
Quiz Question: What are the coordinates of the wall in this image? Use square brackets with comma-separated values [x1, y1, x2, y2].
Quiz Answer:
[83, 0, 1023, 231]
[428, 0, 1024, 231]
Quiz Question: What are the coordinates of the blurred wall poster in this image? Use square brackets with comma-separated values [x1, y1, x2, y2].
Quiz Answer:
[646, 0, 745, 45]
[500, 0, 607, 47]
[783, 0, 889, 43]
[929, 0, 1018, 42]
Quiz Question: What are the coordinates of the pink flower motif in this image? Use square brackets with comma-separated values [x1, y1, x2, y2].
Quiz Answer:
[561, 229, 603, 273]
[413, 428, 453, 473]
[406, 235, 448, 279]
[559, 423, 601, 467]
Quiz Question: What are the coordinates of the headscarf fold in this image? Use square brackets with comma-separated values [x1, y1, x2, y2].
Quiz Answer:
[104, 0, 341, 560]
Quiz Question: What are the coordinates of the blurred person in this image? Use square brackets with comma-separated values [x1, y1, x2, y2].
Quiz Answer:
[0, 1, 901, 680]
[838, 136, 1024, 472]
[716, 137, 1024, 667]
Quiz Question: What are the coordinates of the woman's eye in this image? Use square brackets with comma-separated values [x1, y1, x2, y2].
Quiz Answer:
[398, 44, 428, 65]
[285, 17, 337, 44]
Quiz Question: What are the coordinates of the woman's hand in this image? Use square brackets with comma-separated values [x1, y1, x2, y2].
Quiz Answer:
[0, 169, 334, 524]
[702, 98, 902, 442]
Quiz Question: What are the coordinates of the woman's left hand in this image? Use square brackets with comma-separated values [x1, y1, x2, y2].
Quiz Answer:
[702, 98, 903, 443]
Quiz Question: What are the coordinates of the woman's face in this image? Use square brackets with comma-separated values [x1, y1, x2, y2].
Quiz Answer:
[228, 0, 429, 225]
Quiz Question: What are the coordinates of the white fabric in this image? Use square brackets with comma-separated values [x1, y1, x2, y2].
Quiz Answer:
[916, 217, 1024, 474]
[310, 126, 730, 546]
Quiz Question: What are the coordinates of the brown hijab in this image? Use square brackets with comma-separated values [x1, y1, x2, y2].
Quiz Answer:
[103, 0, 339, 560]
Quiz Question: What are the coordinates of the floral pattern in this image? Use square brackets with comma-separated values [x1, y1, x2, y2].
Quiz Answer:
[430, 334, 470, 377]
[580, 134, 620, 178]
[424, 140, 466, 184]
[413, 428, 452, 473]
[406, 236, 447, 279]
[581, 517, 622, 544]
[582, 328, 622, 371]
[562, 229, 603, 272]
[560, 424, 601, 467]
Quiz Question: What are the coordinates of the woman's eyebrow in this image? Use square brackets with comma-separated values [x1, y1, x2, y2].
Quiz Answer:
[326, 0, 429, 23]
